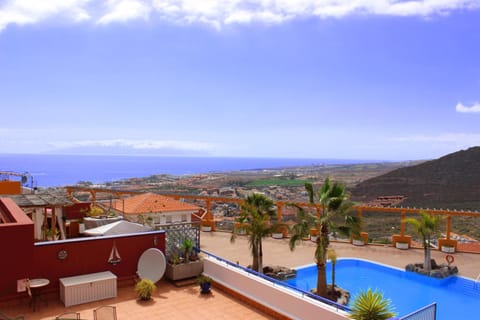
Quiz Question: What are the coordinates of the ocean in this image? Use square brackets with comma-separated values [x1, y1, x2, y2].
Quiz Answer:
[0, 154, 369, 187]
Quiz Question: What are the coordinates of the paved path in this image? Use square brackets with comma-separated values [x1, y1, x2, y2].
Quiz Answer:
[201, 231, 480, 279]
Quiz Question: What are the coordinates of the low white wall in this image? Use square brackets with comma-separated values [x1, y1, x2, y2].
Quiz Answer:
[203, 256, 349, 320]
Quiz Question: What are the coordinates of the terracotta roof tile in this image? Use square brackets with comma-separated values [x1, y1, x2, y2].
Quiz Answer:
[112, 193, 201, 215]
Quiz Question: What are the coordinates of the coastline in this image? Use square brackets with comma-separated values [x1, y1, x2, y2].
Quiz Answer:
[0, 154, 409, 188]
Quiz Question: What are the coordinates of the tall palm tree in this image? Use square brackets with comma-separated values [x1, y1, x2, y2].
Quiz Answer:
[289, 177, 356, 298]
[231, 193, 277, 273]
[404, 211, 441, 272]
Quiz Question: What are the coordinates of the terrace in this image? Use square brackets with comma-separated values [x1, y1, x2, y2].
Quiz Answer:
[1, 231, 480, 320]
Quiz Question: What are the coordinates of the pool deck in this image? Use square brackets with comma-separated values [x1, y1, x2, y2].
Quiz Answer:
[201, 231, 480, 280]
[2, 231, 478, 320]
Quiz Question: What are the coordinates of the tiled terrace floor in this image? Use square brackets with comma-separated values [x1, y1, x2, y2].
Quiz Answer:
[0, 279, 275, 320]
[2, 231, 479, 319]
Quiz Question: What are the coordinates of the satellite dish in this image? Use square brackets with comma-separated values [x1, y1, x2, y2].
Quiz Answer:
[137, 248, 166, 283]
[21, 175, 28, 184]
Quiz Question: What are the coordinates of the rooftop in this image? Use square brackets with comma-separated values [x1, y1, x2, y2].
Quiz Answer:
[111, 192, 201, 215]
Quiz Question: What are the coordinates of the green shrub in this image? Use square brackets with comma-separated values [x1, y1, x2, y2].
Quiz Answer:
[135, 279, 156, 300]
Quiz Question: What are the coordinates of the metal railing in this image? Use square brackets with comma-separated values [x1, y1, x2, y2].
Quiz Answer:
[200, 249, 351, 313]
[202, 249, 442, 320]
[399, 303, 437, 320]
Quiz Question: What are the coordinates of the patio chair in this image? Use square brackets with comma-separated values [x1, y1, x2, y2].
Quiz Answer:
[93, 305, 117, 320]
[54, 312, 80, 320]
[0, 311, 24, 320]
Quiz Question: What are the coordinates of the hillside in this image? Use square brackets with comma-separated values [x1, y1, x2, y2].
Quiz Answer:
[351, 147, 480, 211]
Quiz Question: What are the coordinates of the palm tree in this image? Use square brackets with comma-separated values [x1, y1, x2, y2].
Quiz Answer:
[404, 211, 441, 272]
[328, 248, 338, 290]
[289, 177, 356, 298]
[231, 193, 277, 273]
[349, 288, 396, 320]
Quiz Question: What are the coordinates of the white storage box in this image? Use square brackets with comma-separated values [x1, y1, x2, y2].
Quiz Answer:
[59, 271, 117, 307]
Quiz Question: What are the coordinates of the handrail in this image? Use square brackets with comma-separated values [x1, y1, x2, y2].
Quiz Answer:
[399, 302, 437, 320]
[199, 248, 351, 313]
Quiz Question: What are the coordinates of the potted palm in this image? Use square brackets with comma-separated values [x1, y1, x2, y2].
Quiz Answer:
[165, 238, 204, 281]
[181, 238, 194, 262]
[197, 274, 212, 294]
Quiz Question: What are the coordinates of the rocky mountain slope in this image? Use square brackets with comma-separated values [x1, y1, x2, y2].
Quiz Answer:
[351, 147, 480, 211]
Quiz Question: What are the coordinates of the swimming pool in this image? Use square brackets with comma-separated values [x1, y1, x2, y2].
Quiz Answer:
[284, 258, 480, 320]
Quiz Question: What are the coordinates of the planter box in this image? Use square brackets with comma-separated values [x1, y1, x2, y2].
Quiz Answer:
[352, 239, 365, 246]
[272, 232, 283, 239]
[201, 225, 212, 232]
[441, 246, 455, 253]
[165, 260, 203, 281]
[396, 242, 409, 250]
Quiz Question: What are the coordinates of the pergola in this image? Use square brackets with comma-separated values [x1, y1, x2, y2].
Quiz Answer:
[7, 193, 76, 240]
[65, 186, 480, 250]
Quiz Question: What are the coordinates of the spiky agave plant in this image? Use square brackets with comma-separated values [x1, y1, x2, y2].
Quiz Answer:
[349, 288, 396, 320]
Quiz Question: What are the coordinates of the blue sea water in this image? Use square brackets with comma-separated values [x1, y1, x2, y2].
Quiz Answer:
[0, 154, 370, 187]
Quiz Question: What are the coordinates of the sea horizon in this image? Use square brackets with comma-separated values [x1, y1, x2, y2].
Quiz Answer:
[1, 153, 387, 188]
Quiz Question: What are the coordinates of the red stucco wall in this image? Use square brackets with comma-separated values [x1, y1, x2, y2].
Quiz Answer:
[0, 198, 166, 301]
[32, 231, 165, 294]
[0, 198, 34, 298]
[63, 202, 91, 220]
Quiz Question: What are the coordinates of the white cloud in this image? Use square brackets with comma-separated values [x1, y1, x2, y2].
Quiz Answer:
[97, 0, 151, 24]
[455, 102, 480, 113]
[0, 0, 91, 31]
[395, 133, 480, 145]
[1, 0, 479, 31]
[49, 139, 215, 152]
[393, 133, 480, 158]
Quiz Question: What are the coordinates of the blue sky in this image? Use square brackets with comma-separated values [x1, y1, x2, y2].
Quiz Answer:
[1, 0, 480, 161]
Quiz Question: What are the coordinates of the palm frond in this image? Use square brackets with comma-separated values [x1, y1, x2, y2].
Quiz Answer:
[289, 233, 304, 251]
[304, 182, 315, 204]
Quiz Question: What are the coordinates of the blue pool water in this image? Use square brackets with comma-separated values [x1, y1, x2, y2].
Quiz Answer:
[285, 259, 480, 320]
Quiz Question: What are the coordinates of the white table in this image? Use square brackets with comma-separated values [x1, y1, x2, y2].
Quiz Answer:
[29, 278, 50, 311]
